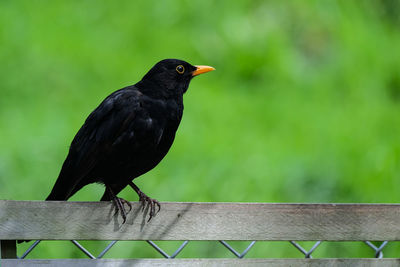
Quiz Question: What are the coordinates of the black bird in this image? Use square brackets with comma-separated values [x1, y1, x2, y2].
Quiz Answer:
[46, 59, 215, 222]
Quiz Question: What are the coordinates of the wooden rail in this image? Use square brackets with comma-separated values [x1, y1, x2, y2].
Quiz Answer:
[1, 258, 400, 267]
[1, 200, 400, 241]
[1, 200, 400, 266]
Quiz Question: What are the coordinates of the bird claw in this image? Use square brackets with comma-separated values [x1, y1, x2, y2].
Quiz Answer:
[121, 198, 133, 212]
[112, 197, 132, 224]
[138, 192, 161, 222]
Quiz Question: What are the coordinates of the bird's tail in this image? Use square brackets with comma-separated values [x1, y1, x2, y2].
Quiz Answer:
[46, 163, 85, 201]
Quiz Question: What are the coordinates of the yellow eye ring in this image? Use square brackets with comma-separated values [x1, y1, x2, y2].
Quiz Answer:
[176, 65, 185, 74]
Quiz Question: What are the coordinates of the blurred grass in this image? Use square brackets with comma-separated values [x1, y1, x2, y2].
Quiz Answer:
[1, 0, 400, 259]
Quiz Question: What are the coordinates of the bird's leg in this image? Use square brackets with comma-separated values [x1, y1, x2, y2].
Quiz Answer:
[106, 186, 132, 223]
[128, 181, 160, 222]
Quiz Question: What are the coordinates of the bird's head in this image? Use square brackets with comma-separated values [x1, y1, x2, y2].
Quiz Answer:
[139, 59, 215, 97]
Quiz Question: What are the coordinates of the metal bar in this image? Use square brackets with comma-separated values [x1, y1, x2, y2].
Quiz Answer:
[97, 241, 118, 259]
[170, 241, 189, 258]
[219, 241, 241, 258]
[305, 241, 322, 258]
[365, 241, 388, 258]
[289, 241, 310, 257]
[146, 241, 170, 258]
[376, 241, 389, 258]
[240, 241, 256, 258]
[19, 240, 41, 259]
[71, 240, 95, 259]
[219, 241, 256, 258]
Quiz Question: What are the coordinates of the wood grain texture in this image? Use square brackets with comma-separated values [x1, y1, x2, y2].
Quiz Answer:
[2, 259, 400, 267]
[1, 200, 400, 241]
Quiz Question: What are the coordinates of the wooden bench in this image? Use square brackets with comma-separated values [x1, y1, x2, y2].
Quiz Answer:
[1, 200, 400, 266]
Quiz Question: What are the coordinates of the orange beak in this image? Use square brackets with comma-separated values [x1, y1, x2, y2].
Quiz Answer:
[192, 65, 215, 76]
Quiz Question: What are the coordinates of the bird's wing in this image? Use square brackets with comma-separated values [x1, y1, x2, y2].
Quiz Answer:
[47, 87, 163, 200]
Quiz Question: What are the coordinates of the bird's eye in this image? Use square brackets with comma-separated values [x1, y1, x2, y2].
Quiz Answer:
[176, 65, 185, 74]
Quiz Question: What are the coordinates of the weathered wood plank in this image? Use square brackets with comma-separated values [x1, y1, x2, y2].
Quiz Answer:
[2, 259, 400, 267]
[1, 200, 400, 241]
[0, 240, 16, 259]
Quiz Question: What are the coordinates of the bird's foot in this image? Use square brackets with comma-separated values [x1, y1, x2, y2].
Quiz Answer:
[138, 192, 161, 222]
[128, 181, 161, 222]
[112, 197, 132, 224]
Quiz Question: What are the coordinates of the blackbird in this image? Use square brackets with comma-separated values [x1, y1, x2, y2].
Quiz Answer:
[46, 59, 215, 222]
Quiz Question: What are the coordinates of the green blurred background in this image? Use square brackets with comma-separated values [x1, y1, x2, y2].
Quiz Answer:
[1, 0, 400, 259]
